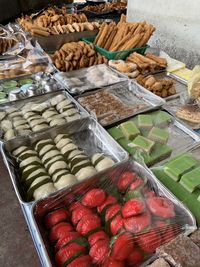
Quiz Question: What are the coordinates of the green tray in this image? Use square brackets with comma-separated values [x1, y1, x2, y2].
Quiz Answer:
[82, 36, 149, 60]
[152, 166, 200, 225]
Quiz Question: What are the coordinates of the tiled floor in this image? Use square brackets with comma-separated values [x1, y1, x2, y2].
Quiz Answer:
[0, 156, 40, 267]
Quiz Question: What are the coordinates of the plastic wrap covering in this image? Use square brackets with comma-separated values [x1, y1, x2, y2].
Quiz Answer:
[31, 160, 196, 267]
[151, 143, 200, 225]
[134, 72, 187, 100]
[1, 117, 128, 203]
[107, 109, 200, 168]
[77, 80, 165, 126]
[54, 64, 127, 95]
[0, 23, 27, 58]
[0, 72, 63, 104]
[0, 91, 87, 141]
[0, 47, 54, 80]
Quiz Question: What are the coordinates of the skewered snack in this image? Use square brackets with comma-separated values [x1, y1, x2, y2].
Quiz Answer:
[94, 16, 155, 51]
[51, 41, 108, 72]
[136, 75, 176, 98]
[18, 6, 98, 36]
[126, 52, 167, 74]
[82, 2, 127, 13]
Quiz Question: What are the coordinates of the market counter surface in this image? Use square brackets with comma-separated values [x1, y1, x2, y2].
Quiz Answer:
[0, 155, 40, 267]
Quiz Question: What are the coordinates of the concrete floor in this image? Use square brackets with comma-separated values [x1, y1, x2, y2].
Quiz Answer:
[0, 156, 40, 267]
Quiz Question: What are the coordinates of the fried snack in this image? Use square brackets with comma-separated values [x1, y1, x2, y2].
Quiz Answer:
[0, 37, 17, 54]
[94, 15, 155, 52]
[136, 74, 176, 98]
[176, 105, 200, 124]
[18, 7, 99, 36]
[126, 52, 167, 74]
[82, 2, 127, 13]
[52, 41, 108, 72]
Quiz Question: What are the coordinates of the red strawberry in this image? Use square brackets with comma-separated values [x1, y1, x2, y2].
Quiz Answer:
[103, 257, 125, 267]
[67, 255, 91, 267]
[110, 214, 124, 235]
[147, 197, 175, 218]
[142, 188, 156, 199]
[81, 189, 106, 208]
[76, 214, 101, 236]
[105, 204, 121, 222]
[129, 178, 144, 190]
[88, 230, 109, 246]
[71, 207, 93, 225]
[137, 229, 162, 253]
[117, 172, 137, 192]
[126, 249, 143, 266]
[111, 232, 134, 261]
[122, 199, 145, 218]
[55, 242, 85, 266]
[154, 220, 168, 228]
[124, 212, 151, 234]
[97, 196, 117, 213]
[55, 231, 81, 251]
[89, 239, 109, 264]
[49, 222, 73, 243]
[69, 201, 85, 212]
[45, 209, 69, 229]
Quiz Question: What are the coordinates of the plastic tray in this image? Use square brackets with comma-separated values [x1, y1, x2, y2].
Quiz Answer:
[82, 36, 149, 60]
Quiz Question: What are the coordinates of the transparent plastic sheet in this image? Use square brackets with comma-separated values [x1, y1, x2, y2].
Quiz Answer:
[76, 80, 165, 127]
[0, 47, 54, 80]
[53, 64, 128, 95]
[107, 108, 200, 168]
[0, 24, 27, 58]
[0, 72, 63, 104]
[164, 93, 200, 130]
[1, 117, 128, 204]
[30, 159, 196, 267]
[0, 90, 87, 141]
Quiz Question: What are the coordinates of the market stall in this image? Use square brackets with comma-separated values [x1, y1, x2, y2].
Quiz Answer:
[1, 1, 200, 266]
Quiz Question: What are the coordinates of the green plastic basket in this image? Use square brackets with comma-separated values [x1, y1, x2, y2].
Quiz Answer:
[82, 36, 149, 60]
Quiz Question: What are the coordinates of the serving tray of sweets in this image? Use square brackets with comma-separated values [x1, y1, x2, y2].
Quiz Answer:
[151, 142, 200, 225]
[107, 109, 200, 168]
[0, 72, 62, 104]
[77, 80, 165, 127]
[30, 159, 196, 267]
[0, 91, 87, 141]
[1, 116, 128, 204]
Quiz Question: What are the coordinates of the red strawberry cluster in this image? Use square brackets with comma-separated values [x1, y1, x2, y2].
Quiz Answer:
[44, 171, 180, 267]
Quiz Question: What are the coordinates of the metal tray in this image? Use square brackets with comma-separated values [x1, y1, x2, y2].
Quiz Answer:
[34, 30, 98, 53]
[164, 95, 200, 131]
[0, 90, 87, 141]
[1, 116, 128, 205]
[54, 64, 128, 96]
[30, 160, 196, 267]
[76, 80, 165, 127]
[133, 72, 187, 101]
[0, 72, 63, 103]
[107, 108, 200, 167]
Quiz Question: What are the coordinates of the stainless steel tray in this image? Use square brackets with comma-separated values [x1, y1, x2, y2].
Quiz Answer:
[0, 72, 63, 103]
[132, 72, 187, 101]
[107, 108, 200, 167]
[164, 95, 200, 131]
[1, 117, 128, 204]
[0, 90, 87, 141]
[54, 64, 128, 96]
[77, 80, 165, 127]
[30, 160, 196, 267]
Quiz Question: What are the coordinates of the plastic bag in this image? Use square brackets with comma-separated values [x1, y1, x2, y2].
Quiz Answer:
[159, 51, 185, 73]
[32, 159, 196, 267]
